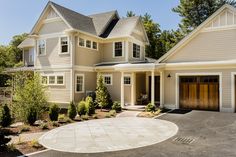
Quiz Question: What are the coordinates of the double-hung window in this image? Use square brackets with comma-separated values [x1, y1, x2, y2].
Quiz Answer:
[57, 76, 64, 85]
[41, 76, 48, 85]
[79, 38, 85, 47]
[103, 75, 112, 85]
[124, 76, 131, 85]
[49, 76, 56, 85]
[60, 37, 68, 54]
[133, 43, 140, 58]
[92, 41, 98, 50]
[76, 74, 84, 92]
[38, 40, 46, 56]
[114, 42, 123, 57]
[86, 40, 91, 48]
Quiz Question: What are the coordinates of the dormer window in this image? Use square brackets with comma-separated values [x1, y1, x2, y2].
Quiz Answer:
[60, 37, 69, 54]
[38, 40, 46, 56]
[113, 42, 123, 57]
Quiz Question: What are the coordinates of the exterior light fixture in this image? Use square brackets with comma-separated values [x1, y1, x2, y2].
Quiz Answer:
[167, 74, 171, 78]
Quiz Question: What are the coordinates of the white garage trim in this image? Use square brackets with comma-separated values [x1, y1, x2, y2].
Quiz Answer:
[175, 72, 222, 111]
[231, 72, 236, 113]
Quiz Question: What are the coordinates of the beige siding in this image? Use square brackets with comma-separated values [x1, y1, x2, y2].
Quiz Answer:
[74, 71, 97, 102]
[163, 69, 236, 110]
[75, 35, 101, 66]
[38, 20, 68, 35]
[131, 32, 145, 42]
[40, 71, 71, 103]
[128, 42, 145, 62]
[36, 37, 71, 67]
[23, 49, 34, 66]
[166, 29, 236, 63]
[124, 85, 131, 104]
[101, 42, 126, 62]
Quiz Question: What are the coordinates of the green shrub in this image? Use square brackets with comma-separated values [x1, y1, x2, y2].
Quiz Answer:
[30, 139, 42, 149]
[95, 74, 113, 110]
[40, 123, 49, 130]
[49, 104, 60, 121]
[109, 110, 116, 117]
[81, 115, 89, 120]
[51, 121, 60, 127]
[0, 104, 12, 127]
[105, 113, 111, 118]
[92, 114, 98, 119]
[67, 102, 77, 120]
[145, 103, 156, 112]
[26, 107, 37, 125]
[85, 96, 95, 115]
[19, 125, 30, 133]
[112, 101, 122, 112]
[77, 101, 87, 116]
[0, 130, 11, 149]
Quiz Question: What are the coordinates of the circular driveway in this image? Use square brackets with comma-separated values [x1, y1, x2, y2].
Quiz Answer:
[39, 117, 178, 153]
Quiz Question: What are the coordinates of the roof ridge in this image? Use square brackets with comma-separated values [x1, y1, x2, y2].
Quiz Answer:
[89, 10, 117, 17]
[49, 1, 92, 20]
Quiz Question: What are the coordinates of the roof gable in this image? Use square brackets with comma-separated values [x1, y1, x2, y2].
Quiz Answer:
[157, 4, 236, 63]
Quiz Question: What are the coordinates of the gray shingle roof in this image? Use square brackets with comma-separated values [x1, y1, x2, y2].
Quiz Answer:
[50, 2, 97, 35]
[89, 10, 118, 36]
[18, 38, 34, 48]
[107, 16, 140, 38]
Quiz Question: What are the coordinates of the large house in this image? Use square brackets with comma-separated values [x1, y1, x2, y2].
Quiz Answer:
[17, 2, 236, 112]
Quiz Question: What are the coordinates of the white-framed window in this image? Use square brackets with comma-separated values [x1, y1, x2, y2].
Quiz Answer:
[92, 41, 98, 50]
[76, 74, 84, 93]
[124, 76, 131, 85]
[86, 40, 91, 48]
[41, 76, 48, 85]
[57, 76, 64, 85]
[113, 42, 123, 57]
[60, 37, 69, 54]
[49, 76, 56, 85]
[103, 74, 112, 85]
[133, 43, 140, 58]
[38, 40, 46, 56]
[79, 38, 85, 47]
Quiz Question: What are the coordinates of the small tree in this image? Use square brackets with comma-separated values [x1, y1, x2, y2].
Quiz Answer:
[95, 74, 112, 110]
[12, 72, 48, 123]
[49, 104, 60, 121]
[67, 102, 77, 120]
[85, 96, 95, 115]
[77, 101, 87, 116]
[0, 130, 11, 150]
[26, 106, 37, 125]
[0, 104, 12, 127]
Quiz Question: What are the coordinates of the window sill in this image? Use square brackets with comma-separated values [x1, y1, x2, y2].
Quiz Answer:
[59, 52, 70, 56]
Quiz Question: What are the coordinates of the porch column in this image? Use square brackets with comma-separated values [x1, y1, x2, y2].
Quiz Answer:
[160, 71, 164, 107]
[151, 70, 155, 105]
[121, 72, 125, 107]
[131, 72, 136, 105]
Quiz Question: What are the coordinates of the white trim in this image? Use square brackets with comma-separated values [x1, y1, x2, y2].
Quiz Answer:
[41, 73, 65, 86]
[175, 72, 222, 112]
[59, 36, 70, 55]
[74, 65, 94, 72]
[75, 74, 85, 93]
[38, 32, 67, 39]
[113, 41, 124, 58]
[201, 25, 236, 32]
[78, 37, 99, 51]
[231, 72, 236, 113]
[43, 17, 62, 24]
[102, 74, 113, 85]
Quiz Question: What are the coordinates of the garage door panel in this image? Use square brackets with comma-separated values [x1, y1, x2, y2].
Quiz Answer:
[179, 76, 219, 111]
[199, 83, 209, 110]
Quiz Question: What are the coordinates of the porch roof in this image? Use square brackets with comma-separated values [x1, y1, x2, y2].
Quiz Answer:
[4, 66, 36, 73]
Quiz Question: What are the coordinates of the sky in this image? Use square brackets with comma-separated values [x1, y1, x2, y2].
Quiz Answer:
[0, 0, 181, 45]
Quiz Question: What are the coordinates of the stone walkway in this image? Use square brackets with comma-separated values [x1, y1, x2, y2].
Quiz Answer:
[116, 111, 141, 117]
[39, 117, 178, 153]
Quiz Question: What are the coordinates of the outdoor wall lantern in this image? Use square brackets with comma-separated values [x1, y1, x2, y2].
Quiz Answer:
[167, 74, 171, 78]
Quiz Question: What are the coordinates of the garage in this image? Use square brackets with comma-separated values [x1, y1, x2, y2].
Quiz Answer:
[179, 76, 219, 111]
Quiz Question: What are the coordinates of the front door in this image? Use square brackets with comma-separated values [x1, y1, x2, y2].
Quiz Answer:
[148, 76, 160, 102]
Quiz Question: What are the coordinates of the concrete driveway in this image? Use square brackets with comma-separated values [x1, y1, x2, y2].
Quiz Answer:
[28, 110, 236, 157]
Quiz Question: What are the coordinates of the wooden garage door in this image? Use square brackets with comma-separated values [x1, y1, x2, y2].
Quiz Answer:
[179, 76, 219, 111]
